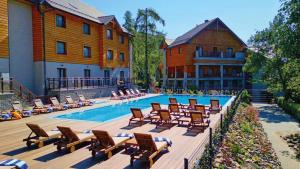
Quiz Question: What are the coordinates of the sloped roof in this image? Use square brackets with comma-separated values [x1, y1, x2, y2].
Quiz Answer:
[169, 18, 246, 48]
[165, 39, 174, 46]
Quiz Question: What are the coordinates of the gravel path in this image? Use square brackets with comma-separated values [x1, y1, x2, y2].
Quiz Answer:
[254, 103, 300, 169]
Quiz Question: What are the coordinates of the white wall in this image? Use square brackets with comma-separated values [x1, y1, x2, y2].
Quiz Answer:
[8, 0, 34, 90]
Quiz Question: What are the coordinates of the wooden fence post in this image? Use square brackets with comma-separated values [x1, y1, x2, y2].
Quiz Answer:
[184, 158, 188, 169]
[209, 128, 213, 169]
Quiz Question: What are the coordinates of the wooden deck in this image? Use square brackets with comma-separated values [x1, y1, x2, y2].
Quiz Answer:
[0, 95, 233, 169]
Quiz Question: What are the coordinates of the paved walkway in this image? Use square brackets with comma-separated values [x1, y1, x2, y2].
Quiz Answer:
[254, 103, 300, 169]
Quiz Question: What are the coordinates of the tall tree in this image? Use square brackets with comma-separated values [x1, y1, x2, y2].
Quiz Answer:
[123, 11, 135, 34]
[135, 8, 165, 89]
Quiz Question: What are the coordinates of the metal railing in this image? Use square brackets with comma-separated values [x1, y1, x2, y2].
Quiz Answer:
[183, 89, 243, 169]
[47, 77, 135, 91]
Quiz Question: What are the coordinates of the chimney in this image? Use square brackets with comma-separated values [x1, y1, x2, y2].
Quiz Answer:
[204, 19, 209, 23]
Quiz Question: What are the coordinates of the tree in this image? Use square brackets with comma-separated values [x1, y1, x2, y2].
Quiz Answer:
[123, 11, 135, 34]
[135, 8, 165, 89]
[244, 0, 300, 102]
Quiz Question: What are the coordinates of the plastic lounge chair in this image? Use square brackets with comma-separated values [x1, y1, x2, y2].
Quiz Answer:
[150, 102, 161, 115]
[156, 109, 177, 129]
[0, 111, 13, 121]
[33, 99, 52, 114]
[135, 89, 146, 96]
[55, 126, 93, 153]
[126, 89, 138, 97]
[129, 108, 158, 126]
[65, 96, 81, 108]
[89, 130, 131, 158]
[50, 97, 67, 111]
[209, 99, 222, 113]
[130, 89, 141, 97]
[188, 111, 210, 130]
[169, 103, 187, 116]
[23, 123, 61, 148]
[11, 101, 32, 117]
[78, 95, 94, 106]
[111, 91, 126, 100]
[194, 104, 210, 118]
[118, 90, 131, 99]
[130, 133, 169, 167]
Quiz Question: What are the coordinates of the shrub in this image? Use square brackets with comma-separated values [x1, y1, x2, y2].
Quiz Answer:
[241, 122, 253, 134]
[240, 90, 251, 104]
[276, 97, 300, 121]
[244, 106, 260, 124]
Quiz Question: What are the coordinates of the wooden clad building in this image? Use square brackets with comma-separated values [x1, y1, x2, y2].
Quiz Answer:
[0, 0, 132, 95]
[160, 18, 247, 90]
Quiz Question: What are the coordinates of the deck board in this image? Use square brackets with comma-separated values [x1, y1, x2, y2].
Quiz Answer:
[0, 95, 233, 169]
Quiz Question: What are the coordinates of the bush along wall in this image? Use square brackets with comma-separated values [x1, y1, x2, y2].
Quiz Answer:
[276, 97, 300, 122]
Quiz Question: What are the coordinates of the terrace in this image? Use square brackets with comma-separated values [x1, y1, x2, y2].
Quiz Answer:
[0, 94, 236, 169]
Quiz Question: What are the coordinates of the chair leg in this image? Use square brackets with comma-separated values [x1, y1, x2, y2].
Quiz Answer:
[38, 141, 44, 148]
[149, 157, 154, 167]
[107, 151, 112, 158]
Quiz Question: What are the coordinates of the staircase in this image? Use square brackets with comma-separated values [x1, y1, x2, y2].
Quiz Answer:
[248, 89, 273, 103]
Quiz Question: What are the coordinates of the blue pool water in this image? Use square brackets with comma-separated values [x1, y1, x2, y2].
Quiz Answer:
[55, 95, 231, 122]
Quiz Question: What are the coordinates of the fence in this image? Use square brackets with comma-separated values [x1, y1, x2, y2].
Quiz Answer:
[47, 77, 135, 91]
[183, 89, 243, 169]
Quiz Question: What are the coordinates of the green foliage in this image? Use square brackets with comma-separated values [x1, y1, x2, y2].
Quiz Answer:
[240, 90, 251, 104]
[241, 122, 253, 134]
[244, 0, 300, 101]
[231, 143, 245, 156]
[276, 97, 300, 121]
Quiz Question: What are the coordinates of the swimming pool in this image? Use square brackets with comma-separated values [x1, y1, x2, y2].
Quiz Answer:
[55, 95, 232, 122]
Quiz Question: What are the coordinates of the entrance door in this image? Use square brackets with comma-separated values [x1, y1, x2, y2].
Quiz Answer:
[104, 70, 110, 85]
[57, 68, 67, 88]
[84, 69, 91, 86]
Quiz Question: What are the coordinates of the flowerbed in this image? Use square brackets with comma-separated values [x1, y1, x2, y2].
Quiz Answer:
[213, 103, 282, 168]
[282, 133, 300, 159]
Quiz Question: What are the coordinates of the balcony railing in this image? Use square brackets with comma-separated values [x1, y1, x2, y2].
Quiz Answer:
[199, 73, 221, 78]
[47, 77, 134, 91]
[223, 73, 244, 78]
[195, 51, 245, 60]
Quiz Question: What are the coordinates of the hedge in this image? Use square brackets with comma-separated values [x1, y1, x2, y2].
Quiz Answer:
[276, 97, 300, 121]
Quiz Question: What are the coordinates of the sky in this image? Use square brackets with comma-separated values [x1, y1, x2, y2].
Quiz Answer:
[83, 0, 281, 44]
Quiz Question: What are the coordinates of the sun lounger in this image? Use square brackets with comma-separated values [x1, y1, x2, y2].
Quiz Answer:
[119, 90, 132, 99]
[126, 89, 138, 97]
[150, 102, 161, 114]
[111, 91, 126, 100]
[33, 99, 53, 114]
[188, 111, 210, 130]
[129, 108, 158, 126]
[130, 89, 141, 97]
[188, 98, 197, 110]
[11, 101, 32, 117]
[23, 123, 61, 148]
[209, 99, 222, 113]
[89, 130, 131, 158]
[194, 104, 210, 118]
[135, 89, 146, 96]
[78, 95, 94, 106]
[65, 96, 82, 108]
[0, 111, 13, 121]
[50, 97, 68, 111]
[55, 126, 93, 153]
[130, 133, 169, 167]
[156, 109, 178, 129]
[169, 98, 188, 109]
[169, 103, 187, 116]
[0, 159, 28, 169]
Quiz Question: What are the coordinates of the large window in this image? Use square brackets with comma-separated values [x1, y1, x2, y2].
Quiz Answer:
[196, 46, 203, 57]
[119, 35, 125, 44]
[107, 50, 113, 60]
[56, 15, 66, 28]
[83, 23, 90, 35]
[56, 41, 67, 54]
[119, 52, 125, 62]
[226, 47, 233, 57]
[83, 46, 91, 58]
[106, 29, 113, 40]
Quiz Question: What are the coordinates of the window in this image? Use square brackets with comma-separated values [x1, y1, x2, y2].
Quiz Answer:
[226, 48, 233, 57]
[84, 69, 91, 78]
[83, 23, 90, 34]
[119, 71, 125, 81]
[196, 46, 203, 57]
[56, 15, 66, 28]
[119, 35, 125, 44]
[107, 50, 113, 60]
[104, 70, 110, 85]
[83, 46, 91, 58]
[57, 68, 67, 78]
[119, 52, 125, 62]
[56, 41, 67, 54]
[178, 47, 182, 54]
[106, 29, 113, 40]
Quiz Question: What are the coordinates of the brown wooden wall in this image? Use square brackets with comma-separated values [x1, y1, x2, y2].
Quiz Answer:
[0, 0, 9, 58]
[102, 22, 129, 69]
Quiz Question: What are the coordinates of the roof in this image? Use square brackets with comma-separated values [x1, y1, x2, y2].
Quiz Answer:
[169, 18, 246, 48]
[165, 39, 174, 46]
[43, 0, 130, 34]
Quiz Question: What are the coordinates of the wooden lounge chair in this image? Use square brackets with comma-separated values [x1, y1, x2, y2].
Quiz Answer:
[150, 102, 161, 115]
[126, 89, 138, 97]
[188, 98, 197, 110]
[33, 99, 51, 114]
[188, 111, 210, 130]
[111, 91, 126, 100]
[11, 101, 32, 117]
[169, 103, 186, 116]
[89, 130, 131, 158]
[130, 133, 168, 167]
[65, 96, 81, 108]
[50, 97, 66, 111]
[129, 108, 158, 126]
[209, 99, 222, 113]
[156, 109, 177, 129]
[78, 95, 93, 106]
[55, 126, 93, 153]
[194, 104, 210, 118]
[169, 98, 188, 109]
[119, 90, 131, 99]
[23, 123, 61, 148]
[135, 89, 146, 96]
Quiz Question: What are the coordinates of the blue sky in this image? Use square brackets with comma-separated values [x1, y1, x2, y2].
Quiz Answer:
[83, 0, 281, 43]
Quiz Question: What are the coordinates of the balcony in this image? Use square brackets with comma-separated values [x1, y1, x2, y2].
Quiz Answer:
[194, 51, 245, 60]
[199, 73, 221, 78]
[223, 73, 244, 78]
